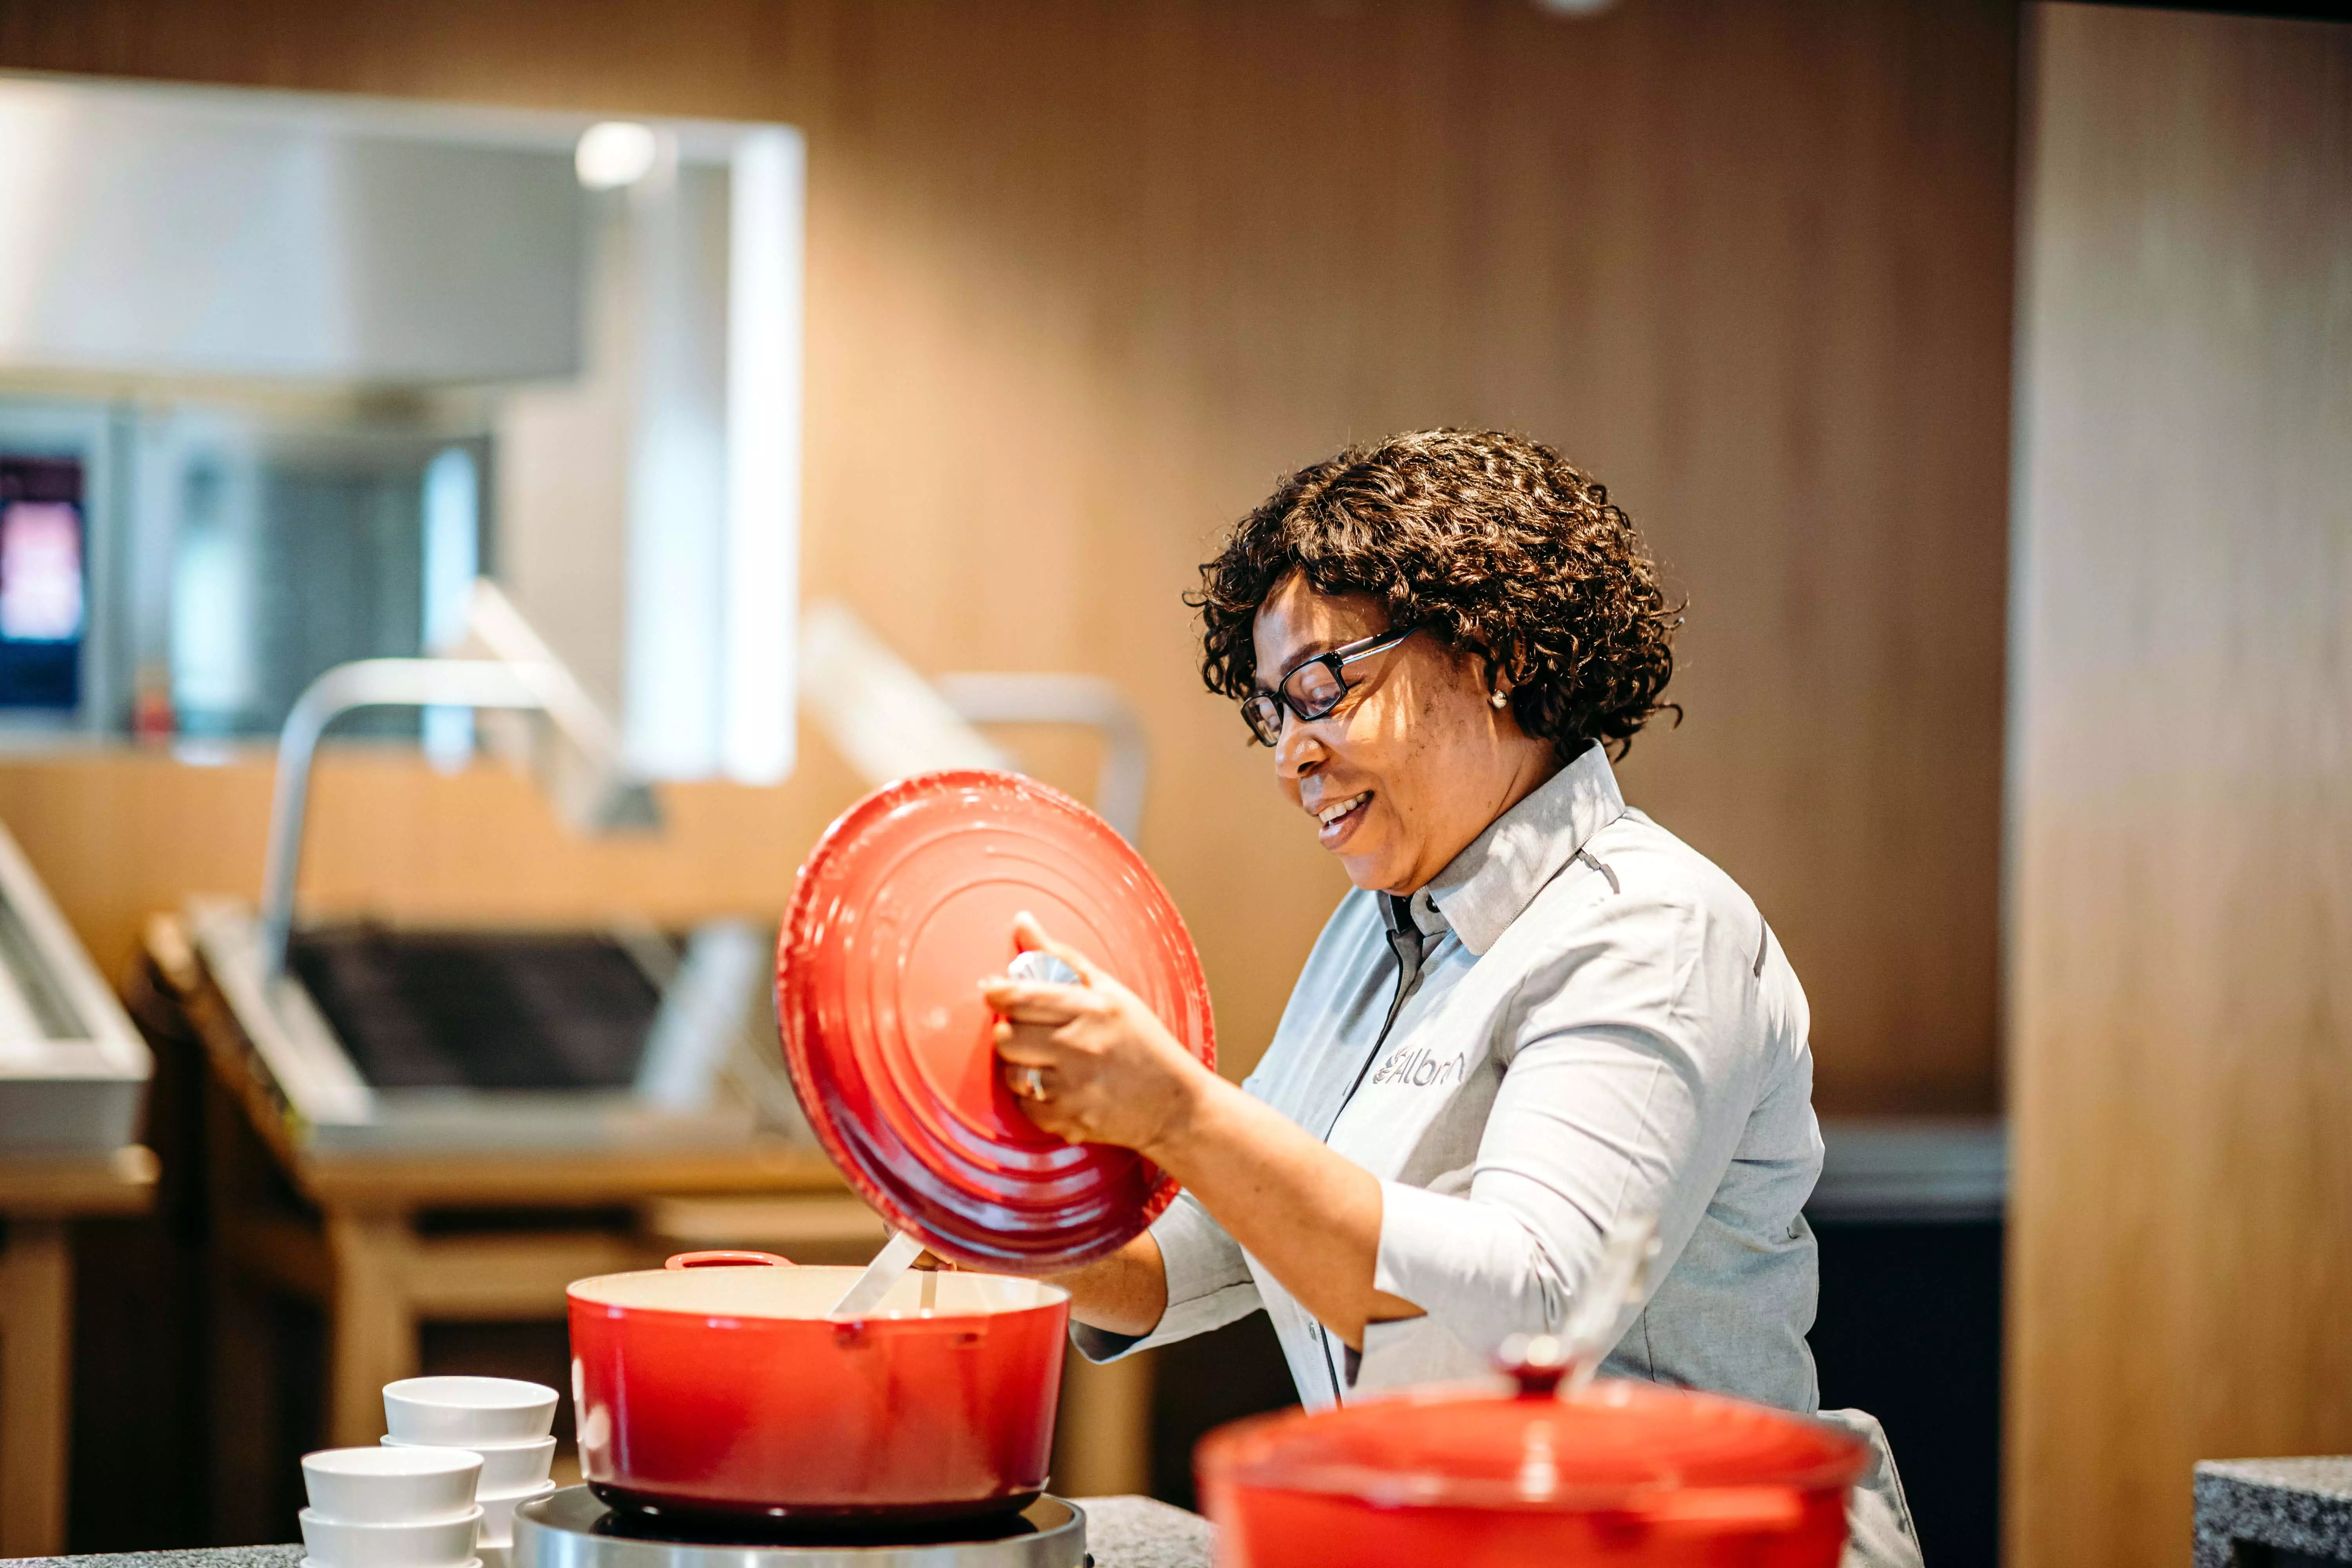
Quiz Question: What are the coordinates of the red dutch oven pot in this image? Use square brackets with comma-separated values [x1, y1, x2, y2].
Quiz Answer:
[1196, 1359, 1869, 1568]
[568, 1250, 1069, 1523]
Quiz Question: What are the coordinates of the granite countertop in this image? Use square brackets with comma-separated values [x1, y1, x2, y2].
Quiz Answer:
[1073, 1496, 1216, 1568]
[0, 1495, 1214, 1568]
[2194, 1457, 2352, 1568]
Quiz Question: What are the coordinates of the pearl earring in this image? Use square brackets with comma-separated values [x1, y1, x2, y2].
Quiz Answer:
[1491, 690, 1509, 709]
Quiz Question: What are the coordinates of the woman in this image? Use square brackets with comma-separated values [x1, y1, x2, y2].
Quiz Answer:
[982, 430, 1920, 1567]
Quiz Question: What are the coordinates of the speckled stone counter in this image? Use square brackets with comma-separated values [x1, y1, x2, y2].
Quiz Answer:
[0, 1496, 1213, 1568]
[2195, 1457, 2352, 1568]
[0, 1551, 305, 1568]
[1071, 1497, 1215, 1568]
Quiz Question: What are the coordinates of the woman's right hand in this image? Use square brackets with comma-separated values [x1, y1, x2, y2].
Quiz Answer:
[982, 912, 1221, 1159]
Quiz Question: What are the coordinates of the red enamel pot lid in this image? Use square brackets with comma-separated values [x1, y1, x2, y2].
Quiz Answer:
[777, 769, 1215, 1273]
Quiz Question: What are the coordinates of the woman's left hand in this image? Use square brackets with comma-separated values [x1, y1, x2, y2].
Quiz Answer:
[981, 912, 1216, 1155]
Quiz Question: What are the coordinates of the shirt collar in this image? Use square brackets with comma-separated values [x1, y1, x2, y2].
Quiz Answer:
[1420, 742, 1627, 955]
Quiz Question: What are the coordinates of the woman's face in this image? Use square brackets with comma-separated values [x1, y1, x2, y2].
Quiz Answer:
[1251, 572, 1561, 895]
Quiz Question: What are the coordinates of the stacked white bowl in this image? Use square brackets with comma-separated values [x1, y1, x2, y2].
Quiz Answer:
[299, 1446, 484, 1568]
[381, 1377, 559, 1568]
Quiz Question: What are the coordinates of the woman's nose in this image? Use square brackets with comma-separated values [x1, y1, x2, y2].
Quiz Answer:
[1274, 715, 1322, 778]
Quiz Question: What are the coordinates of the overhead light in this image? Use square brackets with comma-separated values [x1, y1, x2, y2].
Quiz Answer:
[1533, 0, 1619, 13]
[575, 121, 660, 190]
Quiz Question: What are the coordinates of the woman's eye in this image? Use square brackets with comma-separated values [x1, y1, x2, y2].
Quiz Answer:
[1289, 669, 1342, 708]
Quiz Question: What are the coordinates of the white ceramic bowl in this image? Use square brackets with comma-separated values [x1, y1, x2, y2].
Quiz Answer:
[383, 1377, 558, 1445]
[299, 1504, 481, 1568]
[475, 1480, 557, 1548]
[382, 1434, 555, 1493]
[303, 1446, 481, 1524]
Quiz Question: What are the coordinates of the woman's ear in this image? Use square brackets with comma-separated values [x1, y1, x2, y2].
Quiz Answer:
[1472, 644, 1515, 708]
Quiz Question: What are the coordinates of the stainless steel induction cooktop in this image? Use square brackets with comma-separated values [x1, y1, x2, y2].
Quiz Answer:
[512, 1487, 1089, 1568]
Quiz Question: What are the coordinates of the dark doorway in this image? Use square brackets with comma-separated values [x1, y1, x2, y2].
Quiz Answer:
[1809, 1218, 2005, 1568]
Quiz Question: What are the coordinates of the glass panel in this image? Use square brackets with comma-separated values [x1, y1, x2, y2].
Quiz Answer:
[156, 416, 491, 739]
[419, 445, 480, 768]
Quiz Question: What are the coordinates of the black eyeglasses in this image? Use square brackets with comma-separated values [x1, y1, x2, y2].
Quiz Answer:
[1240, 627, 1417, 745]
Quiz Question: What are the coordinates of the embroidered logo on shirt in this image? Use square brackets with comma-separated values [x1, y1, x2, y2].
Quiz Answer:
[1369, 1045, 1467, 1089]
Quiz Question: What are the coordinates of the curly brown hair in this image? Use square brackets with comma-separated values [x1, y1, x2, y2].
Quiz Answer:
[1191, 430, 1680, 761]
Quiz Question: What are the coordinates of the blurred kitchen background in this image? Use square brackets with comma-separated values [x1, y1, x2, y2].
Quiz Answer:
[0, 4, 2338, 1568]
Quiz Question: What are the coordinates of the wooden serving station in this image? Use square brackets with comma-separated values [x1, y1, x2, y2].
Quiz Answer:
[0, 1143, 158, 1555]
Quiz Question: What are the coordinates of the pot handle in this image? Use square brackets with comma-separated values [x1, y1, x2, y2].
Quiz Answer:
[665, 1250, 795, 1270]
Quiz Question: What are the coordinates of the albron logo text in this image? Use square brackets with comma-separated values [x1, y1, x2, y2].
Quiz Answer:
[1370, 1046, 1466, 1089]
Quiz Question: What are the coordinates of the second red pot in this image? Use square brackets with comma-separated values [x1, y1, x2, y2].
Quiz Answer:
[569, 1251, 1070, 1523]
[1197, 1375, 1867, 1568]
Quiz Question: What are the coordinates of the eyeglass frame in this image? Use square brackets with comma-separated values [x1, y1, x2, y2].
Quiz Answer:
[1240, 626, 1419, 745]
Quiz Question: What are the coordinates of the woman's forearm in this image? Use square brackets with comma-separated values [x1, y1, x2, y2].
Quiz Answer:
[1143, 1067, 1421, 1350]
[980, 915, 1417, 1349]
[1048, 1231, 1168, 1338]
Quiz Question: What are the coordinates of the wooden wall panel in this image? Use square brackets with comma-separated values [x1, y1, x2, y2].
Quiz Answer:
[2007, 9, 2352, 1568]
[0, 0, 2015, 1110]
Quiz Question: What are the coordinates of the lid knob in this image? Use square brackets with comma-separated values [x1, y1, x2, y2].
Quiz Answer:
[1007, 949, 1082, 986]
[1496, 1332, 1572, 1398]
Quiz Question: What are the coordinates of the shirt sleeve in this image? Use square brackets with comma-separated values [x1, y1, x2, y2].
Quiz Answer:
[1367, 902, 1758, 1372]
[1069, 1187, 1262, 1363]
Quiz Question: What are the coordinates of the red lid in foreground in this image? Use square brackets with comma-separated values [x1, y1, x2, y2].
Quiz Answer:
[778, 769, 1215, 1272]
[1196, 1378, 1868, 1514]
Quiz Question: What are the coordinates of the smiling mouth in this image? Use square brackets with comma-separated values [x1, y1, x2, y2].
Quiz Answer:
[1315, 791, 1371, 829]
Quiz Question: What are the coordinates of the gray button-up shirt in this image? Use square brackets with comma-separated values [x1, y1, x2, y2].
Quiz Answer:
[1082, 741, 1826, 1410]
[1076, 742, 1922, 1565]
